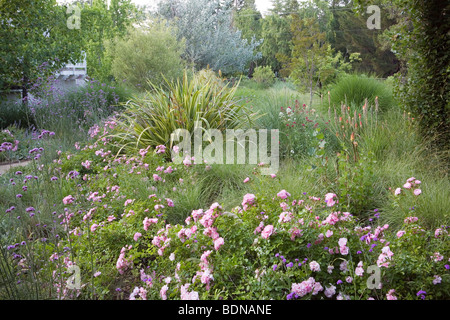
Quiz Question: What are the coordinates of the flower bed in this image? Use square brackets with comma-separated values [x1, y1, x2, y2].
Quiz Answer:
[1, 118, 448, 300]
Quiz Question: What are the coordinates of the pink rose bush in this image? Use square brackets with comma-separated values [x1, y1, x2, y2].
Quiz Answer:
[98, 182, 448, 300]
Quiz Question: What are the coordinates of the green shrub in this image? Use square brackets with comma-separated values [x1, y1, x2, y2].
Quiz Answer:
[0, 101, 35, 129]
[109, 21, 186, 92]
[326, 74, 395, 113]
[252, 65, 276, 88]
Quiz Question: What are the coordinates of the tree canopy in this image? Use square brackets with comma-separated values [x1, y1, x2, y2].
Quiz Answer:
[157, 0, 261, 75]
[0, 0, 85, 99]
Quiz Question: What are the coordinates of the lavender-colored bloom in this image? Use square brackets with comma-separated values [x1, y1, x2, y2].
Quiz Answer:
[416, 290, 426, 300]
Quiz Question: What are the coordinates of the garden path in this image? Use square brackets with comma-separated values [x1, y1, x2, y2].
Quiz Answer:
[0, 160, 31, 175]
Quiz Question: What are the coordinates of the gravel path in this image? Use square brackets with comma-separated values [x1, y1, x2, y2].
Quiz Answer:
[0, 160, 32, 176]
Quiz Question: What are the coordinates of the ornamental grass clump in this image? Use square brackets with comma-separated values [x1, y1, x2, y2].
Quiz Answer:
[326, 74, 395, 114]
[110, 71, 260, 156]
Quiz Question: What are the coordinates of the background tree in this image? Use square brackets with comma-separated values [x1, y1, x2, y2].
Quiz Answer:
[232, 0, 263, 76]
[284, 15, 328, 106]
[78, 0, 140, 82]
[327, 0, 399, 77]
[270, 0, 299, 17]
[260, 14, 293, 75]
[282, 11, 360, 106]
[233, 0, 262, 42]
[108, 20, 185, 91]
[0, 0, 85, 102]
[157, 0, 261, 75]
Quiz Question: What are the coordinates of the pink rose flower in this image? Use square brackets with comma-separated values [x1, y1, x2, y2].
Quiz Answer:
[63, 195, 75, 205]
[355, 261, 364, 277]
[396, 230, 406, 238]
[324, 193, 337, 207]
[242, 193, 256, 211]
[386, 289, 397, 300]
[160, 285, 168, 300]
[214, 237, 224, 250]
[143, 217, 158, 231]
[276, 189, 291, 199]
[166, 198, 174, 207]
[261, 225, 274, 239]
[155, 145, 166, 154]
[309, 261, 321, 272]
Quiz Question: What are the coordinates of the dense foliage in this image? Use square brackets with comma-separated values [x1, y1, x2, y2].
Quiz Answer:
[108, 21, 185, 91]
[354, 0, 450, 145]
[0, 0, 85, 98]
[157, 0, 261, 75]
